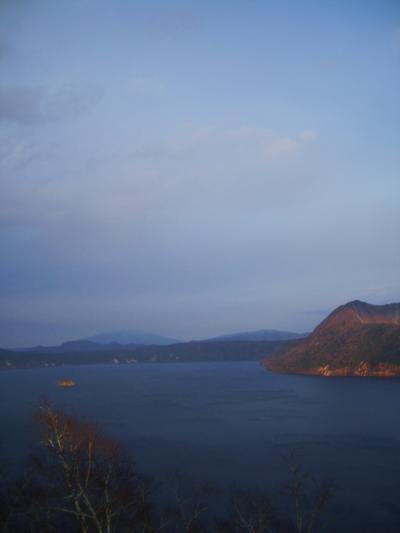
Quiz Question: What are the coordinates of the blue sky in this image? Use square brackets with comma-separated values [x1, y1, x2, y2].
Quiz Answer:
[0, 0, 399, 346]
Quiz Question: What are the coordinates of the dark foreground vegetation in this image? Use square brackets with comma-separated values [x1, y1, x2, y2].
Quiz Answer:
[0, 403, 334, 532]
[0, 340, 291, 369]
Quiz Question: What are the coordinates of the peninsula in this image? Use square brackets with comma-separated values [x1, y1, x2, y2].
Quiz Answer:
[263, 300, 400, 377]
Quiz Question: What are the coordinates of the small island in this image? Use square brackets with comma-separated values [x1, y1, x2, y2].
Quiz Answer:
[57, 378, 76, 388]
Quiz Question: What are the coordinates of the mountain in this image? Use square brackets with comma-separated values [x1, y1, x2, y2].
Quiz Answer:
[83, 330, 179, 346]
[263, 300, 400, 377]
[27, 340, 133, 354]
[204, 329, 307, 342]
[0, 340, 293, 369]
[18, 331, 179, 354]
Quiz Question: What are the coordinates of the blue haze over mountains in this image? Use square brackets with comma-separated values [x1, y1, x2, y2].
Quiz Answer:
[84, 330, 179, 346]
[17, 329, 306, 353]
[205, 329, 308, 342]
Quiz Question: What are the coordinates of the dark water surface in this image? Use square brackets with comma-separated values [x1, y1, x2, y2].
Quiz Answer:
[0, 362, 399, 532]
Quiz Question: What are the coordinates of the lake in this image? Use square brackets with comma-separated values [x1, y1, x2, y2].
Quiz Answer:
[0, 362, 399, 532]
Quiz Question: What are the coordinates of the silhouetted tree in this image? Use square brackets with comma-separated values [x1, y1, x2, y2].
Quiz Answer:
[216, 452, 334, 533]
[1, 402, 154, 532]
[0, 404, 335, 533]
[284, 451, 334, 533]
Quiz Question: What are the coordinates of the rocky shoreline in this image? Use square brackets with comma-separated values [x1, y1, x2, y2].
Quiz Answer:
[308, 362, 400, 377]
[263, 360, 400, 377]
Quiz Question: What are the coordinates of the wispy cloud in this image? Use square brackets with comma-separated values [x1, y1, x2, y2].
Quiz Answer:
[0, 86, 43, 124]
[264, 130, 317, 158]
[0, 136, 41, 170]
[184, 125, 318, 160]
[0, 121, 319, 232]
[146, 7, 201, 39]
[0, 84, 102, 125]
[127, 77, 165, 99]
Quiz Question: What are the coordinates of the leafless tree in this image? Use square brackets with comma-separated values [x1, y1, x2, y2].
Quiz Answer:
[283, 451, 334, 533]
[20, 401, 155, 532]
[0, 406, 335, 533]
[157, 473, 214, 533]
[214, 452, 333, 533]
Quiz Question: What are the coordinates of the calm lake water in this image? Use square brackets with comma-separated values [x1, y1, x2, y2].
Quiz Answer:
[0, 362, 399, 532]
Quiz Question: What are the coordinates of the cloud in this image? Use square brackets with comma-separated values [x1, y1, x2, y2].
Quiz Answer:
[122, 126, 318, 184]
[264, 130, 317, 158]
[0, 83, 102, 125]
[146, 7, 201, 39]
[127, 77, 165, 99]
[0, 86, 43, 124]
[0, 136, 41, 170]
[185, 125, 318, 160]
[264, 136, 299, 157]
[0, 121, 320, 235]
[298, 129, 318, 142]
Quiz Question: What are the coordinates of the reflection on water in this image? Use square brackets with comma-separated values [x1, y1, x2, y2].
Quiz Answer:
[0, 362, 399, 532]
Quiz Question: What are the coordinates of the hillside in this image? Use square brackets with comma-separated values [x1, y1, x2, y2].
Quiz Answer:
[0, 340, 292, 369]
[15, 329, 302, 354]
[21, 332, 178, 353]
[263, 300, 400, 377]
[83, 330, 179, 345]
[203, 329, 307, 342]
[25, 340, 134, 354]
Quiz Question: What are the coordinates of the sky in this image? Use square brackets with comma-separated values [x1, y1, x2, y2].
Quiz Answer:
[0, 0, 399, 347]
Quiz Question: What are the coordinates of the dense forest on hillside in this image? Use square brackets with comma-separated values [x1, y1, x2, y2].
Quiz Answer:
[264, 302, 400, 377]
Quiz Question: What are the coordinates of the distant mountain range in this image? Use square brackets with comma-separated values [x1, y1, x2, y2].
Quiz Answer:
[0, 340, 292, 369]
[14, 328, 304, 354]
[263, 300, 400, 377]
[83, 330, 179, 345]
[1, 326, 304, 368]
[17, 331, 178, 353]
[25, 340, 134, 354]
[7, 305, 399, 376]
[205, 329, 307, 343]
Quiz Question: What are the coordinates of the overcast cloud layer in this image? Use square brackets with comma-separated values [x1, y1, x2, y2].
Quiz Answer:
[0, 0, 399, 347]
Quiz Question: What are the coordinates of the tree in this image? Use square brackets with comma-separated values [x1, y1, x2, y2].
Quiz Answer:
[3, 402, 154, 532]
[0, 403, 335, 533]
